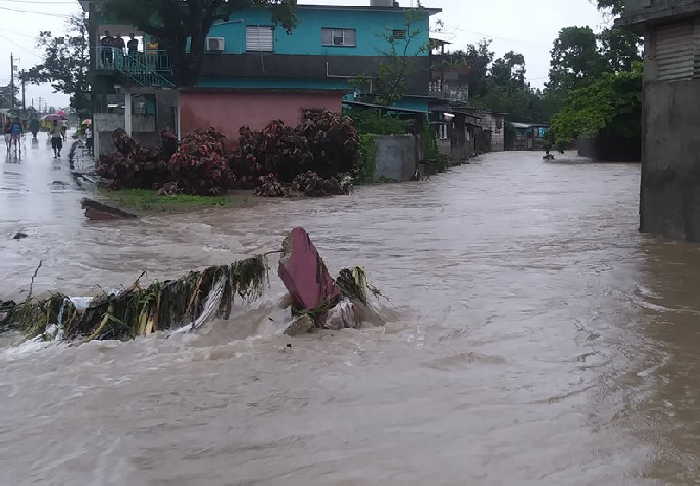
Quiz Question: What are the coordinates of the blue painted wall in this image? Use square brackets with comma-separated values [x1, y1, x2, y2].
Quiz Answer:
[207, 7, 431, 57]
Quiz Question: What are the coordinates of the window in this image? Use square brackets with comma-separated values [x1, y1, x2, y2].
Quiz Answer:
[206, 37, 225, 52]
[392, 29, 406, 40]
[246, 26, 273, 52]
[321, 28, 356, 47]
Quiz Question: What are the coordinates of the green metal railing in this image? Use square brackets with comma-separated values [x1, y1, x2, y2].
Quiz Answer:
[97, 47, 175, 88]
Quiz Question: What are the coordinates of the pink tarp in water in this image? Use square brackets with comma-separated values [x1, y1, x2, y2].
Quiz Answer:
[278, 227, 340, 310]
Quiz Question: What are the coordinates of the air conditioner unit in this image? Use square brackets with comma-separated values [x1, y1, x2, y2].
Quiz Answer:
[206, 37, 225, 52]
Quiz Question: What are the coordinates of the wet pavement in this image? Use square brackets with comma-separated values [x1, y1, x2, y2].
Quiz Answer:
[2, 148, 700, 485]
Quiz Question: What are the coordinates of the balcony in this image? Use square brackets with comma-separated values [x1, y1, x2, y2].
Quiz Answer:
[428, 85, 469, 102]
[96, 47, 174, 88]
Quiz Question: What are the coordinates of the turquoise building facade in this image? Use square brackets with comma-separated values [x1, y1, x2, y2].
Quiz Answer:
[207, 6, 431, 57]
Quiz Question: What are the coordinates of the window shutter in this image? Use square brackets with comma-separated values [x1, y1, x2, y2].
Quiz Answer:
[344, 29, 356, 46]
[246, 26, 273, 52]
[321, 28, 333, 46]
[656, 22, 694, 81]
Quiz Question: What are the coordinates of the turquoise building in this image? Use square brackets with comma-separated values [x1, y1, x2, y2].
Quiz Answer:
[186, 3, 441, 139]
[84, 1, 441, 153]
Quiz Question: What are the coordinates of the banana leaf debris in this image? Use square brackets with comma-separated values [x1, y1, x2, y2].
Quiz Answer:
[0, 228, 384, 344]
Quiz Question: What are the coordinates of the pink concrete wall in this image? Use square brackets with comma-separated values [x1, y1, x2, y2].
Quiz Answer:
[180, 91, 343, 141]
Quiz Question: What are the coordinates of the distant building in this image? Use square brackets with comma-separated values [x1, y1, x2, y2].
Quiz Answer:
[509, 123, 549, 151]
[618, 0, 700, 241]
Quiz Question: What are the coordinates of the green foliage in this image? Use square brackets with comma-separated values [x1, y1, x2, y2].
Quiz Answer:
[468, 49, 558, 124]
[26, 15, 90, 113]
[358, 134, 378, 183]
[421, 125, 448, 174]
[548, 26, 607, 92]
[103, 0, 297, 86]
[101, 188, 240, 212]
[599, 27, 643, 72]
[438, 39, 494, 99]
[355, 9, 429, 106]
[547, 24, 641, 92]
[0, 85, 19, 110]
[545, 20, 642, 138]
[550, 65, 642, 144]
[349, 110, 409, 135]
[597, 0, 624, 15]
[490, 51, 526, 89]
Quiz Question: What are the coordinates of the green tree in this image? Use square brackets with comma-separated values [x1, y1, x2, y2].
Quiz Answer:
[103, 0, 297, 87]
[550, 64, 642, 144]
[444, 39, 494, 98]
[372, 10, 429, 106]
[0, 84, 20, 110]
[490, 51, 526, 89]
[597, 0, 625, 16]
[598, 27, 642, 72]
[25, 14, 90, 113]
[547, 26, 606, 92]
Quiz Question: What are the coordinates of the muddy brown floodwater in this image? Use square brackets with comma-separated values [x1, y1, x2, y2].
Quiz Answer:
[2, 147, 700, 485]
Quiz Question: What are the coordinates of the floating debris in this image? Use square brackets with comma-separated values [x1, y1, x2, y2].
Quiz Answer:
[278, 227, 385, 335]
[1, 256, 269, 343]
[1, 228, 385, 344]
[81, 198, 138, 221]
[278, 227, 341, 311]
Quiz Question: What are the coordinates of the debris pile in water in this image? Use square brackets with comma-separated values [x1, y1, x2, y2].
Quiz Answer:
[0, 256, 268, 342]
[278, 227, 385, 335]
[0, 228, 384, 343]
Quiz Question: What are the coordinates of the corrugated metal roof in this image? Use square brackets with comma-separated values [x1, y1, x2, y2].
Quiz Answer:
[343, 100, 426, 114]
[510, 122, 549, 129]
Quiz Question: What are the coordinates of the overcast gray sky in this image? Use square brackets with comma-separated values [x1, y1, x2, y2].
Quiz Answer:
[0, 0, 610, 108]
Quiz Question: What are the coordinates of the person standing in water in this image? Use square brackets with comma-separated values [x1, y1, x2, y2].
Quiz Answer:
[29, 116, 40, 140]
[3, 120, 11, 152]
[50, 120, 63, 158]
[8, 117, 23, 156]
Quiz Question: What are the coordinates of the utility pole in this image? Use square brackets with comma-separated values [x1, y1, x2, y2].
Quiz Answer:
[9, 53, 15, 110]
[20, 70, 26, 111]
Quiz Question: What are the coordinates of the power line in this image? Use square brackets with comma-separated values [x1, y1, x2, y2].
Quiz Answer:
[0, 5, 73, 17]
[0, 0, 76, 3]
[0, 33, 40, 58]
[2, 28, 39, 40]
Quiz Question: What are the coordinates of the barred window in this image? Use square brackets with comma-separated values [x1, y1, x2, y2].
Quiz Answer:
[322, 28, 356, 47]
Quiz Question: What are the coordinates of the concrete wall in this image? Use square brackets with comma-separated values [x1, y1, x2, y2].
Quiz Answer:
[179, 91, 343, 140]
[94, 113, 158, 158]
[450, 116, 467, 162]
[374, 135, 417, 182]
[641, 78, 700, 241]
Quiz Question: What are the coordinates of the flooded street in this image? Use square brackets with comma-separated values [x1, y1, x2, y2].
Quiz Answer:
[2, 140, 700, 485]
